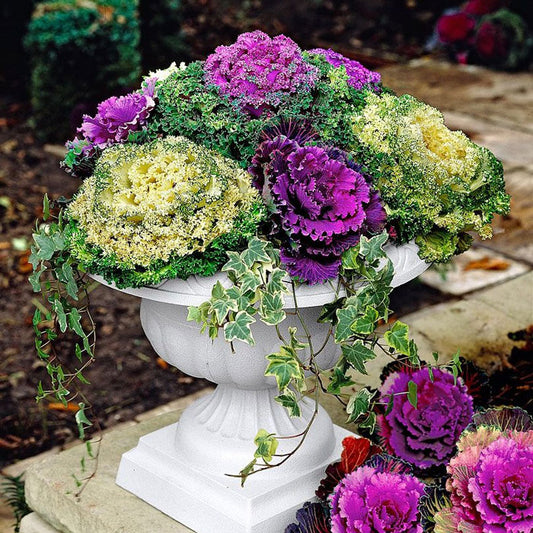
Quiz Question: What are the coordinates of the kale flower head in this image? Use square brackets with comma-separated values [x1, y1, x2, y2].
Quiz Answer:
[67, 136, 259, 267]
[378, 366, 474, 470]
[249, 127, 385, 284]
[307, 48, 381, 90]
[351, 92, 510, 262]
[78, 81, 156, 148]
[329, 462, 426, 533]
[435, 408, 533, 533]
[204, 30, 318, 116]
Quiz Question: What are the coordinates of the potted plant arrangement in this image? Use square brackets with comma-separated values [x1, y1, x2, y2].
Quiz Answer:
[30, 31, 510, 533]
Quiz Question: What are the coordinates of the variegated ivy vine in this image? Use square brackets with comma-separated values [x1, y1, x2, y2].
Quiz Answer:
[189, 233, 460, 485]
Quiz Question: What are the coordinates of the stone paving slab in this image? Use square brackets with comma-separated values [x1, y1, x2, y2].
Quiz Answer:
[381, 60, 533, 134]
[420, 247, 530, 295]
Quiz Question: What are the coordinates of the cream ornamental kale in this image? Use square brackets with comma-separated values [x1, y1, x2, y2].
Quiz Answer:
[350, 92, 510, 262]
[66, 136, 265, 287]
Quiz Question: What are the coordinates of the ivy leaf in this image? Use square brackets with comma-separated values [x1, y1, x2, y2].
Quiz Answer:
[68, 308, 84, 338]
[327, 366, 355, 394]
[342, 341, 376, 374]
[222, 251, 248, 277]
[240, 270, 261, 294]
[352, 306, 379, 335]
[318, 298, 345, 324]
[29, 268, 44, 292]
[275, 391, 301, 417]
[407, 380, 418, 409]
[187, 302, 209, 324]
[241, 237, 271, 267]
[359, 232, 388, 265]
[32, 233, 57, 261]
[238, 459, 257, 487]
[43, 194, 50, 221]
[60, 262, 78, 300]
[223, 311, 255, 345]
[52, 299, 67, 333]
[288, 327, 307, 352]
[266, 269, 288, 294]
[346, 388, 376, 423]
[259, 292, 286, 326]
[253, 429, 278, 462]
[341, 246, 363, 271]
[335, 305, 361, 343]
[209, 281, 238, 323]
[265, 346, 304, 390]
[359, 412, 377, 432]
[75, 403, 92, 440]
[384, 320, 411, 355]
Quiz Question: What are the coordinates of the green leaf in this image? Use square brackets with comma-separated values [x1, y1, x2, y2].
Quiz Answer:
[346, 388, 376, 423]
[29, 268, 43, 292]
[32, 308, 42, 327]
[240, 270, 261, 294]
[342, 341, 376, 374]
[32, 233, 57, 261]
[359, 232, 389, 265]
[265, 347, 304, 390]
[341, 245, 364, 271]
[407, 380, 418, 408]
[222, 251, 248, 277]
[68, 308, 84, 337]
[352, 306, 379, 335]
[239, 459, 257, 487]
[259, 292, 286, 326]
[75, 403, 92, 440]
[335, 305, 361, 343]
[43, 194, 50, 221]
[241, 237, 271, 267]
[275, 391, 301, 417]
[327, 366, 355, 394]
[209, 281, 238, 323]
[318, 298, 345, 324]
[288, 327, 307, 352]
[359, 412, 377, 432]
[223, 311, 255, 345]
[266, 269, 287, 294]
[253, 429, 278, 463]
[52, 299, 67, 333]
[384, 320, 411, 355]
[60, 263, 78, 300]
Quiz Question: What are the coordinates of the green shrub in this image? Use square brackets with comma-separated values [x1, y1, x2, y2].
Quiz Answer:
[24, 0, 141, 142]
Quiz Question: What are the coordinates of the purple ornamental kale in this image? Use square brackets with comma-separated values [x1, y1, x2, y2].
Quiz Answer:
[285, 502, 330, 533]
[378, 367, 474, 470]
[468, 436, 533, 532]
[78, 81, 155, 148]
[204, 31, 318, 116]
[308, 48, 381, 90]
[329, 464, 425, 533]
[249, 130, 385, 284]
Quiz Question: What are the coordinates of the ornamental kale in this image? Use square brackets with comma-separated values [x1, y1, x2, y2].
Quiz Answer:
[351, 92, 510, 262]
[249, 127, 386, 283]
[329, 460, 426, 533]
[78, 80, 156, 148]
[204, 30, 318, 116]
[67, 136, 263, 285]
[435, 407, 533, 533]
[378, 366, 474, 470]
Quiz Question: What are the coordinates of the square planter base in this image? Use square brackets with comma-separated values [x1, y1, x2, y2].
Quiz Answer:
[116, 422, 352, 533]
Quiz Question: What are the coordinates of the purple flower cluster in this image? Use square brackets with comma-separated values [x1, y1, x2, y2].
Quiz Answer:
[249, 128, 385, 284]
[308, 48, 381, 90]
[379, 367, 474, 470]
[441, 407, 533, 533]
[329, 461, 425, 533]
[204, 31, 318, 115]
[78, 81, 155, 148]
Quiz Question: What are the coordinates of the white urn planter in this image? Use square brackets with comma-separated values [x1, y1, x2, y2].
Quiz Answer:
[96, 242, 428, 533]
